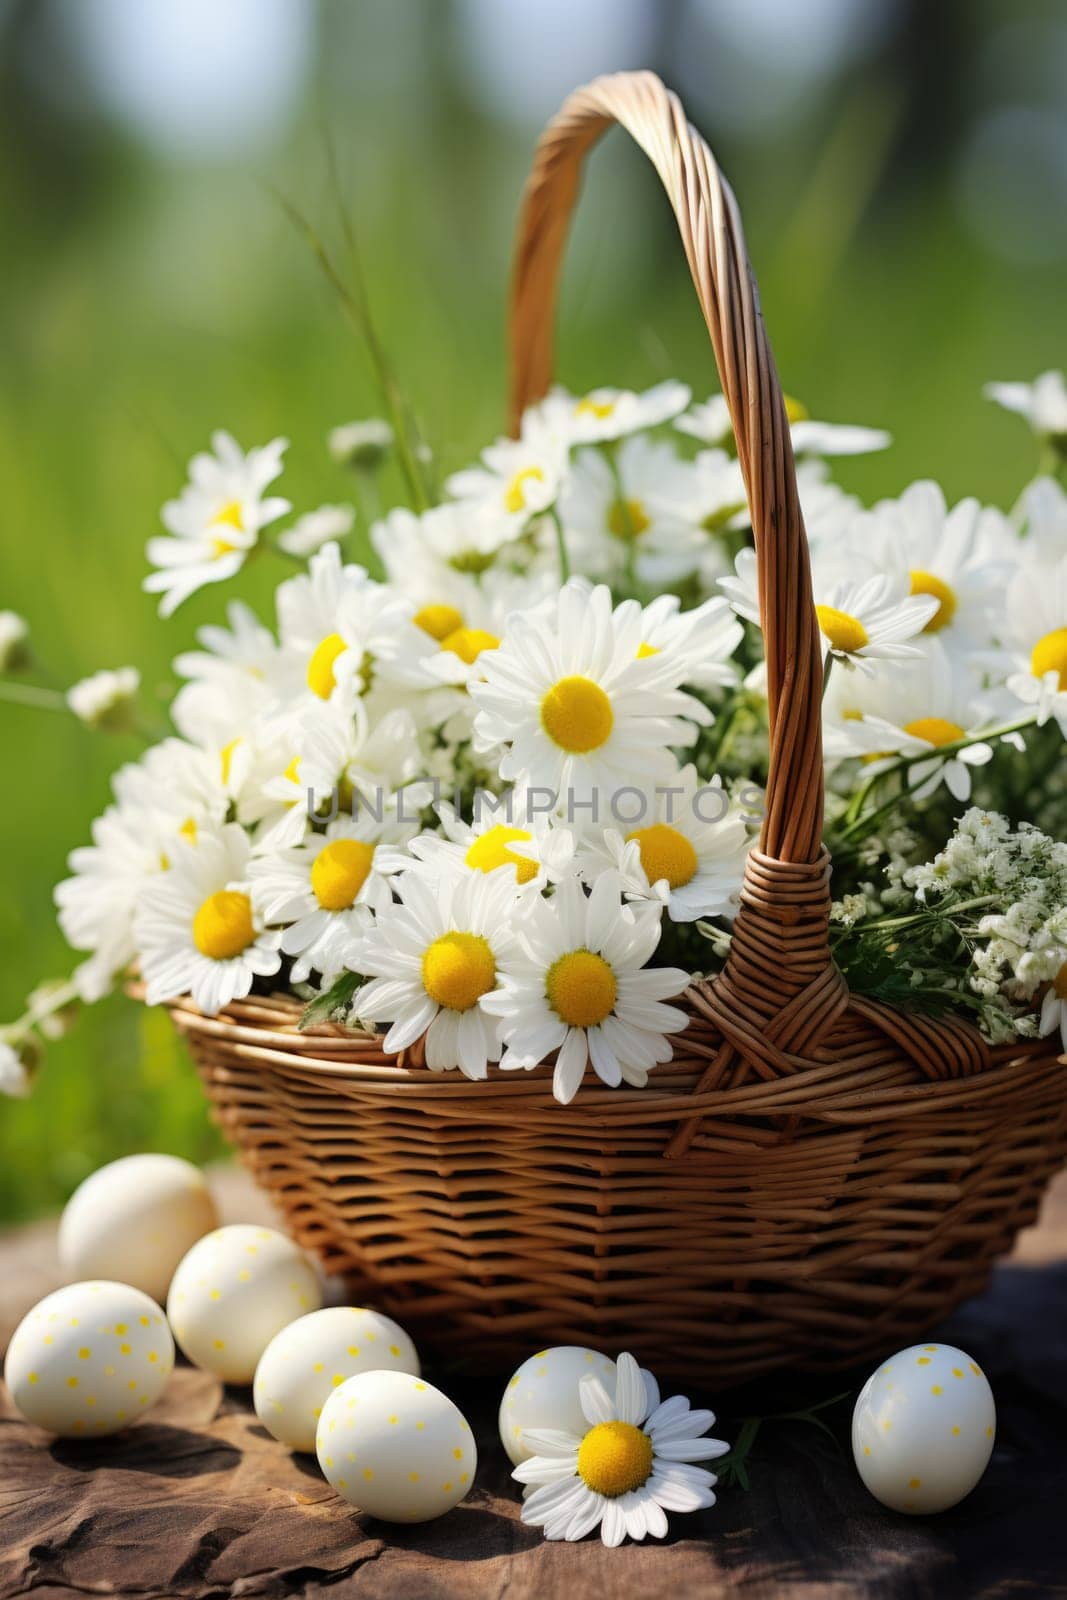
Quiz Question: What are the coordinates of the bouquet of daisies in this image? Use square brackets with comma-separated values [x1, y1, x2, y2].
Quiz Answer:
[3, 366, 1066, 1105]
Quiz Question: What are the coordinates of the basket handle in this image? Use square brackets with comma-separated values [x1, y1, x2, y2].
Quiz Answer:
[508, 70, 824, 863]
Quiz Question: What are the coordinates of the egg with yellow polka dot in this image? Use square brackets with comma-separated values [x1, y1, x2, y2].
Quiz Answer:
[852, 1342, 996, 1514]
[4, 1280, 174, 1437]
[316, 1370, 476, 1522]
[254, 1307, 420, 1452]
[167, 1225, 321, 1383]
[498, 1346, 616, 1465]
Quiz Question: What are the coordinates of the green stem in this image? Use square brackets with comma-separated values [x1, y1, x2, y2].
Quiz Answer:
[834, 713, 1037, 848]
[549, 507, 571, 584]
[821, 650, 834, 700]
[0, 680, 67, 711]
[273, 189, 430, 513]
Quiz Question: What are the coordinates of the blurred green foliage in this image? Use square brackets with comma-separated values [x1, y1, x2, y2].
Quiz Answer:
[1, 0, 1062, 1220]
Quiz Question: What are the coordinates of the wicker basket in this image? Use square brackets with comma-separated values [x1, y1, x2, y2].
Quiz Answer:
[169, 71, 1067, 1385]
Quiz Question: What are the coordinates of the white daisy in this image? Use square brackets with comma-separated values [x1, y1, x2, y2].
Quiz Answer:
[483, 872, 689, 1105]
[135, 822, 281, 1015]
[278, 503, 356, 558]
[1039, 962, 1067, 1052]
[446, 412, 567, 531]
[1001, 547, 1067, 738]
[408, 791, 576, 891]
[171, 601, 279, 747]
[249, 814, 413, 983]
[574, 765, 750, 923]
[858, 481, 1014, 654]
[637, 593, 743, 693]
[721, 549, 937, 672]
[557, 435, 733, 586]
[350, 866, 532, 1079]
[532, 380, 691, 447]
[469, 581, 712, 815]
[275, 541, 433, 709]
[0, 610, 30, 672]
[55, 803, 162, 1001]
[985, 370, 1067, 445]
[143, 432, 289, 617]
[374, 502, 525, 586]
[514, 1351, 728, 1546]
[676, 392, 889, 455]
[1017, 475, 1067, 556]
[66, 667, 140, 731]
[826, 644, 996, 801]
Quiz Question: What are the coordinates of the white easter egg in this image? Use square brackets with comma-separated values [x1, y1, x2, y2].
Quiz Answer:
[498, 1346, 616, 1465]
[254, 1307, 420, 1451]
[59, 1154, 218, 1304]
[167, 1224, 321, 1383]
[316, 1370, 476, 1522]
[852, 1341, 996, 1514]
[4, 1280, 174, 1438]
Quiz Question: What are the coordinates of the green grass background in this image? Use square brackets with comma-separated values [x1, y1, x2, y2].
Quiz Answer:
[1, 0, 1063, 1220]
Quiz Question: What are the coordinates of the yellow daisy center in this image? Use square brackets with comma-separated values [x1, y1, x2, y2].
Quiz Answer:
[546, 949, 617, 1029]
[210, 499, 244, 531]
[307, 633, 347, 699]
[577, 1421, 653, 1498]
[816, 605, 869, 654]
[903, 717, 965, 747]
[1031, 627, 1067, 690]
[607, 497, 651, 541]
[636, 642, 659, 659]
[783, 394, 809, 424]
[283, 755, 301, 785]
[421, 932, 497, 1012]
[211, 537, 239, 560]
[414, 603, 464, 642]
[576, 397, 616, 420]
[504, 466, 544, 515]
[540, 676, 614, 754]
[311, 839, 376, 911]
[179, 816, 198, 845]
[192, 890, 255, 961]
[1053, 962, 1067, 1000]
[465, 825, 538, 884]
[220, 737, 240, 786]
[441, 626, 500, 665]
[909, 570, 957, 633]
[626, 822, 698, 889]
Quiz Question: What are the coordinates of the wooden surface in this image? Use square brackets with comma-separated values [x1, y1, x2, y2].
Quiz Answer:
[1, 1166, 1066, 1600]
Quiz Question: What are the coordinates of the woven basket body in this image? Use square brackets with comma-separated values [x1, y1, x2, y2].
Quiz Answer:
[171, 72, 1066, 1384]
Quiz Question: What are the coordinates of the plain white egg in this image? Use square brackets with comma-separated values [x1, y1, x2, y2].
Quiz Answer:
[254, 1307, 420, 1451]
[852, 1341, 996, 1514]
[58, 1154, 218, 1304]
[167, 1224, 321, 1383]
[498, 1345, 616, 1465]
[316, 1369, 476, 1522]
[4, 1280, 174, 1438]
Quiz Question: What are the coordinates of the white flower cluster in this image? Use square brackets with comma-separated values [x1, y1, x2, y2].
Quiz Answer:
[907, 808, 1067, 1047]
[4, 367, 1061, 1096]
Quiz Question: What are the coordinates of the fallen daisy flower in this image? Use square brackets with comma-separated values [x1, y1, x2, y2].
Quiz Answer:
[513, 1351, 729, 1545]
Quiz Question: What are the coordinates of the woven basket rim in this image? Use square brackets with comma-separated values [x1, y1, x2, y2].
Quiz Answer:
[157, 988, 1067, 1132]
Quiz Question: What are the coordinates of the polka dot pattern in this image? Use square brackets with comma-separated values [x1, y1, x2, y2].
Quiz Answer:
[4, 1281, 173, 1438]
[254, 1307, 420, 1452]
[852, 1342, 996, 1514]
[317, 1370, 475, 1523]
[498, 1345, 615, 1466]
[167, 1225, 321, 1384]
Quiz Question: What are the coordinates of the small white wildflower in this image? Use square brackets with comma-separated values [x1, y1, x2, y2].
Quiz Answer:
[328, 419, 394, 469]
[67, 667, 140, 732]
[0, 1036, 37, 1098]
[0, 610, 30, 672]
